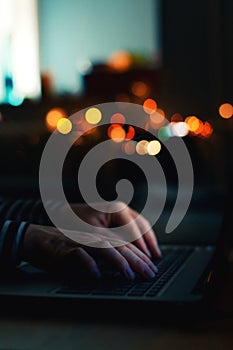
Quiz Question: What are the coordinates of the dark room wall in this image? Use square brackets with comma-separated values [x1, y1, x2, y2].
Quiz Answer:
[161, 0, 232, 118]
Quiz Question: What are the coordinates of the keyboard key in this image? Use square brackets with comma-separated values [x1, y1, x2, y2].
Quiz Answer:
[55, 247, 194, 298]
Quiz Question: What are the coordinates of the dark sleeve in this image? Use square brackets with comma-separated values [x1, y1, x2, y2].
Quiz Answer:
[0, 196, 63, 269]
[0, 219, 29, 268]
[0, 196, 57, 226]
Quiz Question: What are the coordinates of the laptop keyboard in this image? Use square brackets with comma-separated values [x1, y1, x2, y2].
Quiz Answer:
[55, 247, 193, 298]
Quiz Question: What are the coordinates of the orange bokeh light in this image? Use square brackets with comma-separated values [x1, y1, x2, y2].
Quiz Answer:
[107, 50, 132, 72]
[110, 113, 126, 125]
[122, 140, 136, 155]
[171, 113, 183, 123]
[143, 98, 157, 114]
[200, 122, 213, 138]
[131, 81, 150, 98]
[46, 108, 67, 131]
[185, 116, 202, 133]
[156, 108, 165, 117]
[108, 124, 126, 142]
[219, 103, 233, 119]
[150, 111, 165, 129]
[125, 126, 135, 140]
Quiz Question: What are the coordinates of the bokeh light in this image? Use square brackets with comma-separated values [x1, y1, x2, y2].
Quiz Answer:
[108, 124, 126, 142]
[107, 50, 132, 72]
[150, 111, 165, 129]
[110, 113, 126, 125]
[147, 140, 161, 155]
[131, 81, 150, 98]
[8, 94, 24, 106]
[57, 118, 72, 134]
[219, 103, 233, 119]
[171, 113, 183, 123]
[200, 121, 213, 138]
[156, 108, 165, 117]
[158, 126, 172, 142]
[46, 108, 67, 132]
[143, 98, 157, 114]
[185, 116, 202, 133]
[171, 122, 189, 137]
[85, 107, 102, 124]
[125, 126, 135, 140]
[122, 140, 136, 155]
[136, 140, 149, 155]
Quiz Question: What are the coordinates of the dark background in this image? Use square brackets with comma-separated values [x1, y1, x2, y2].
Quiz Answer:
[0, 0, 232, 206]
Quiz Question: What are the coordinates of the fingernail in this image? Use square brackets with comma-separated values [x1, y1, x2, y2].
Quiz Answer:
[124, 267, 135, 280]
[149, 262, 158, 274]
[156, 246, 162, 258]
[145, 248, 152, 258]
[143, 267, 155, 279]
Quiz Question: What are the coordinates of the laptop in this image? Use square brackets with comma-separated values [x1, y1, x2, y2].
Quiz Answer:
[0, 183, 229, 320]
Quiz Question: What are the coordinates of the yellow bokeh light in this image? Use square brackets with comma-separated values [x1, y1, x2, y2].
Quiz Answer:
[57, 118, 72, 134]
[147, 140, 161, 155]
[136, 140, 149, 155]
[46, 108, 67, 131]
[85, 107, 102, 124]
[185, 116, 202, 133]
[219, 103, 233, 119]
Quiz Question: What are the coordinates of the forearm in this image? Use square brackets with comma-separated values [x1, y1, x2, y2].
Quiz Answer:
[0, 196, 58, 269]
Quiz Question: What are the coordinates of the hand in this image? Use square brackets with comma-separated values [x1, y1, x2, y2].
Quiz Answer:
[22, 202, 161, 280]
[70, 201, 162, 259]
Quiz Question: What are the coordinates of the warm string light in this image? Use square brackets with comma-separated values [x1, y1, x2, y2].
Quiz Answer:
[45, 107, 67, 132]
[44, 99, 217, 150]
[219, 103, 233, 119]
[143, 98, 157, 114]
[131, 81, 151, 98]
[107, 50, 132, 72]
[57, 118, 72, 135]
[85, 107, 102, 124]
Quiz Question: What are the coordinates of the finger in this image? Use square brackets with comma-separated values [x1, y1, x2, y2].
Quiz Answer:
[126, 243, 158, 273]
[92, 241, 135, 280]
[130, 209, 162, 258]
[117, 245, 156, 279]
[112, 206, 152, 258]
[65, 247, 101, 278]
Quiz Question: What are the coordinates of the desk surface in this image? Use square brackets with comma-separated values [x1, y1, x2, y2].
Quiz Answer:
[0, 257, 232, 350]
[0, 312, 232, 350]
